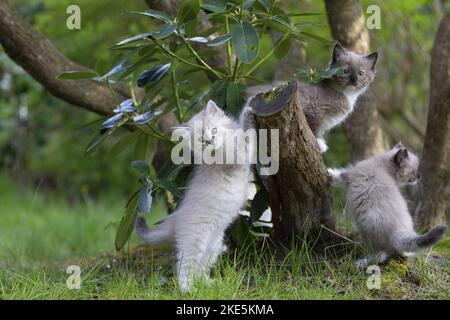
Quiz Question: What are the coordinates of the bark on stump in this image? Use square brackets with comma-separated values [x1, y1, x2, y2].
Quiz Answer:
[251, 81, 335, 244]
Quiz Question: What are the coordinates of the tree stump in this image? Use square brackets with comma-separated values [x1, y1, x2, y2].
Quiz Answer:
[251, 81, 334, 244]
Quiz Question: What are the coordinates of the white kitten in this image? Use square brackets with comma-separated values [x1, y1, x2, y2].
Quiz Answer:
[136, 100, 256, 292]
[328, 143, 447, 268]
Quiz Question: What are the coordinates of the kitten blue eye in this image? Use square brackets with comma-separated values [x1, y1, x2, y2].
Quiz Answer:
[343, 69, 349, 74]
[211, 128, 218, 135]
[358, 70, 364, 76]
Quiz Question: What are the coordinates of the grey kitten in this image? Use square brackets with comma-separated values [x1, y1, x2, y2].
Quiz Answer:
[247, 43, 378, 152]
[328, 143, 447, 267]
[302, 43, 378, 152]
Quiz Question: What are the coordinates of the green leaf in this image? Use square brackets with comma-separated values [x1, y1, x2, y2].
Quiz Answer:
[185, 86, 214, 115]
[273, 36, 291, 59]
[231, 21, 259, 64]
[131, 160, 151, 176]
[188, 36, 209, 43]
[243, 0, 256, 9]
[86, 130, 110, 154]
[258, 0, 272, 11]
[98, 51, 136, 80]
[295, 65, 343, 85]
[274, 12, 323, 18]
[57, 71, 97, 80]
[207, 34, 232, 47]
[294, 22, 322, 28]
[201, 0, 227, 13]
[137, 63, 171, 87]
[152, 23, 177, 39]
[115, 193, 139, 251]
[319, 65, 344, 79]
[297, 31, 330, 44]
[102, 113, 124, 129]
[85, 117, 126, 154]
[269, 16, 294, 31]
[178, 0, 200, 24]
[157, 161, 187, 180]
[95, 59, 110, 75]
[210, 78, 229, 109]
[118, 54, 158, 81]
[226, 82, 246, 116]
[115, 32, 153, 46]
[137, 182, 153, 213]
[128, 9, 172, 23]
[249, 189, 269, 221]
[155, 178, 182, 198]
[108, 131, 141, 158]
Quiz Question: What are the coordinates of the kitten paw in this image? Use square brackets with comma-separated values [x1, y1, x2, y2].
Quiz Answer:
[317, 138, 328, 153]
[327, 168, 340, 178]
[327, 168, 344, 185]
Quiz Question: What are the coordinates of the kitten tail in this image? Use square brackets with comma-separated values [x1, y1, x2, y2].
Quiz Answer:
[135, 216, 174, 246]
[394, 225, 447, 252]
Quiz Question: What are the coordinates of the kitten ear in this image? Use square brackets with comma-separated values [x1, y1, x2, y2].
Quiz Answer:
[331, 42, 346, 65]
[393, 147, 409, 167]
[205, 100, 224, 116]
[365, 52, 378, 71]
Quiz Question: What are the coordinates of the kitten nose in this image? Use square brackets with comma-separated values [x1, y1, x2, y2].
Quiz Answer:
[350, 73, 357, 83]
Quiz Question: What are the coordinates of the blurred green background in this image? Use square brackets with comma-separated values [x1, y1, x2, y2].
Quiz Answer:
[0, 0, 445, 267]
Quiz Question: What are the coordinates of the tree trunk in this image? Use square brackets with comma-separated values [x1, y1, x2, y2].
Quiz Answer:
[415, 12, 450, 230]
[252, 81, 334, 243]
[0, 0, 176, 169]
[324, 0, 387, 161]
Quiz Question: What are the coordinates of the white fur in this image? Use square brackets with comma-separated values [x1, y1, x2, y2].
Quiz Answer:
[136, 101, 255, 293]
[321, 87, 366, 135]
[343, 87, 365, 110]
[327, 167, 345, 185]
[317, 138, 329, 153]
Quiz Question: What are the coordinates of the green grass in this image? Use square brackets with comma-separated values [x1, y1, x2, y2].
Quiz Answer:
[0, 175, 448, 300]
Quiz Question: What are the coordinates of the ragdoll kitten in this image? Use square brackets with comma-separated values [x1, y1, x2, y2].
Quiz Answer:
[247, 43, 378, 153]
[328, 143, 447, 267]
[135, 100, 256, 292]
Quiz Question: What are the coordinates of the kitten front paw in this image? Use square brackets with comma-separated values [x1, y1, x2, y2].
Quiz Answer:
[327, 168, 340, 178]
[317, 138, 328, 153]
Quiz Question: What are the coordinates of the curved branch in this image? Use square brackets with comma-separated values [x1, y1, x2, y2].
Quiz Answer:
[0, 0, 130, 115]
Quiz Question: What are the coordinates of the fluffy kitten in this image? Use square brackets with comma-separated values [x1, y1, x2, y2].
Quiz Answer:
[135, 100, 256, 292]
[328, 143, 447, 267]
[247, 43, 378, 153]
